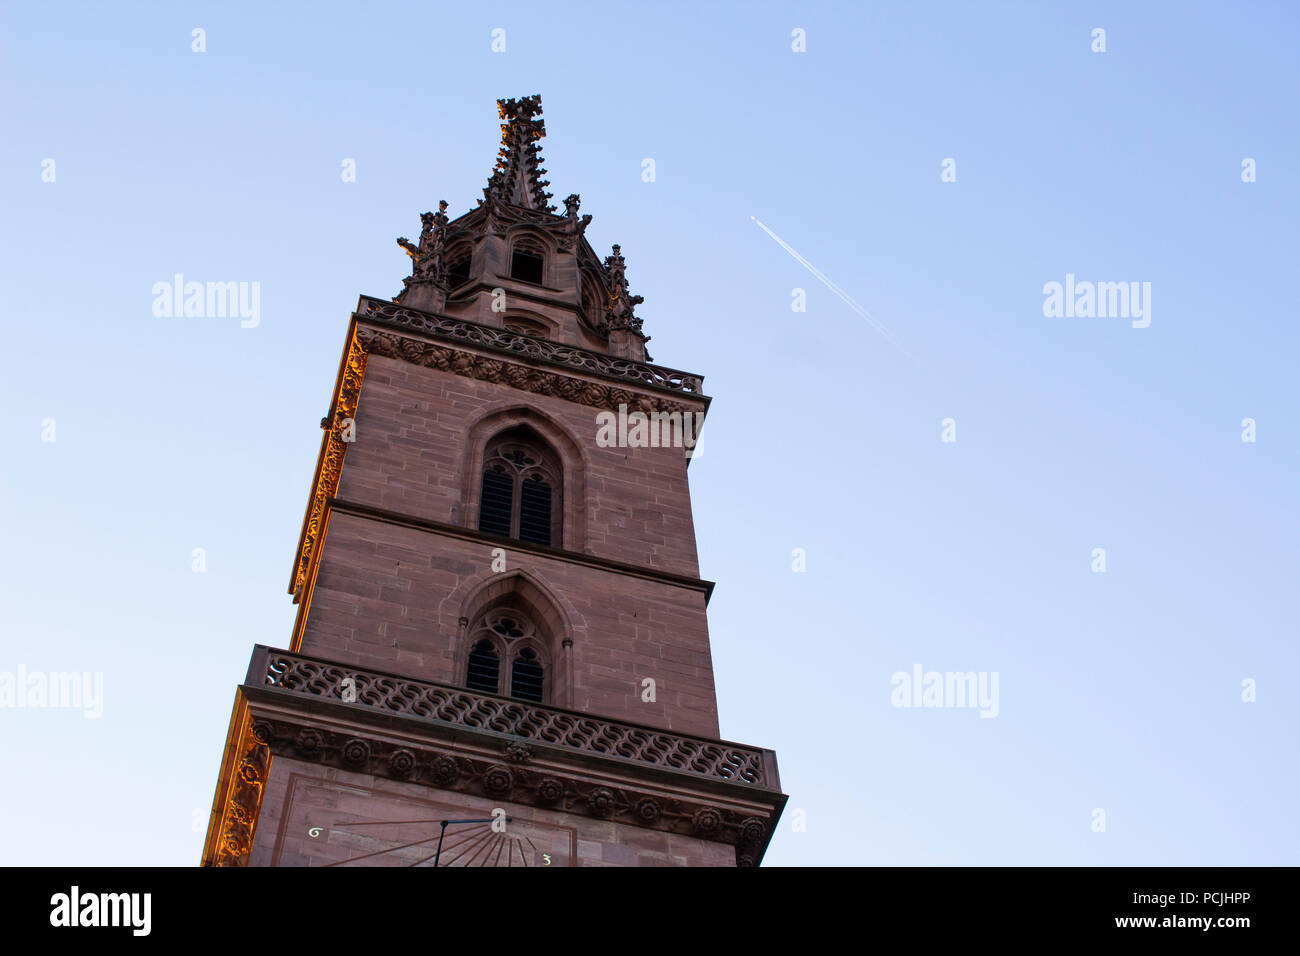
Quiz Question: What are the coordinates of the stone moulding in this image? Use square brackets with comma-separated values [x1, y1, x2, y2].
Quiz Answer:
[239, 645, 785, 866]
[358, 297, 706, 400]
[289, 328, 368, 600]
[200, 694, 272, 867]
[357, 325, 700, 417]
[248, 711, 778, 866]
[254, 645, 778, 788]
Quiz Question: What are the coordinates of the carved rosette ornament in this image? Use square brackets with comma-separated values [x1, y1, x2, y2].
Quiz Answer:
[635, 798, 662, 824]
[536, 777, 564, 804]
[739, 816, 767, 845]
[389, 749, 417, 777]
[341, 739, 370, 767]
[430, 755, 460, 785]
[587, 787, 617, 818]
[692, 807, 723, 838]
[483, 765, 514, 796]
[295, 728, 324, 756]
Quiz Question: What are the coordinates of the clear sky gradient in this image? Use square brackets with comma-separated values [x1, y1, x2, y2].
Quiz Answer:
[1, 2, 1296, 865]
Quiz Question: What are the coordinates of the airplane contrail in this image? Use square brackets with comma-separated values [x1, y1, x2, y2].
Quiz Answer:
[751, 216, 908, 356]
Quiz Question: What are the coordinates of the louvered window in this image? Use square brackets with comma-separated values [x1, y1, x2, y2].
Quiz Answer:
[518, 475, 552, 545]
[464, 611, 547, 703]
[476, 429, 561, 548]
[465, 639, 500, 694]
[447, 252, 473, 286]
[510, 647, 544, 702]
[478, 469, 514, 537]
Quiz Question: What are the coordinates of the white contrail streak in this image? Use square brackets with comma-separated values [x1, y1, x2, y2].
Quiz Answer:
[751, 216, 907, 355]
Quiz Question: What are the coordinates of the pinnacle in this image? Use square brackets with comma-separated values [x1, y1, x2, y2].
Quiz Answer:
[483, 94, 556, 212]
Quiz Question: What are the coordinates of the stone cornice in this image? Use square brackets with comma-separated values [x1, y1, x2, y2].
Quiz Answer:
[288, 326, 368, 599]
[246, 703, 780, 866]
[359, 323, 704, 416]
[200, 691, 270, 867]
[250, 646, 779, 789]
[324, 497, 716, 603]
[357, 296, 708, 405]
[237, 645, 785, 865]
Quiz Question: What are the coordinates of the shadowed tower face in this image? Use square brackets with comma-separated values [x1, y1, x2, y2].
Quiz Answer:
[202, 95, 785, 868]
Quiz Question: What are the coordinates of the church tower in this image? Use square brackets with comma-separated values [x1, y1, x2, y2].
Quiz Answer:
[201, 96, 785, 867]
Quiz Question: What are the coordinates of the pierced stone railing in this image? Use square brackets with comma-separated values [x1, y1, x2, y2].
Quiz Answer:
[358, 298, 705, 396]
[246, 646, 776, 789]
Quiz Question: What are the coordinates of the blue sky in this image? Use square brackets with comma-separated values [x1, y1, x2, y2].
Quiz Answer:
[1, 1, 1296, 865]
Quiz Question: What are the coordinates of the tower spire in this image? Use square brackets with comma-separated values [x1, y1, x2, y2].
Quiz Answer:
[482, 94, 555, 211]
[204, 95, 785, 870]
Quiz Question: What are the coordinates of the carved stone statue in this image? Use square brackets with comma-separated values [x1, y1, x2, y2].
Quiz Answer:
[560, 194, 592, 251]
[396, 200, 450, 288]
[394, 200, 452, 311]
[604, 244, 644, 333]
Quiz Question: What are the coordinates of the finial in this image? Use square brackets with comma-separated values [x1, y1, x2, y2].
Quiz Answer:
[483, 95, 555, 211]
[498, 94, 544, 125]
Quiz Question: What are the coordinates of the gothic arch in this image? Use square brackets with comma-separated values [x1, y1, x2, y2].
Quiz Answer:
[505, 223, 553, 252]
[579, 269, 609, 337]
[444, 238, 474, 289]
[506, 227, 551, 286]
[447, 568, 585, 708]
[461, 404, 588, 551]
[500, 307, 556, 338]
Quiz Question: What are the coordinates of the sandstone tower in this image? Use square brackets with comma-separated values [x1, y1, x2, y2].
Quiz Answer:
[201, 95, 785, 867]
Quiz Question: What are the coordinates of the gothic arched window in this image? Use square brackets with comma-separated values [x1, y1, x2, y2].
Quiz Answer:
[503, 316, 548, 337]
[509, 237, 545, 285]
[580, 275, 608, 335]
[477, 428, 561, 547]
[510, 647, 544, 701]
[447, 244, 472, 288]
[465, 639, 499, 694]
[463, 609, 548, 702]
